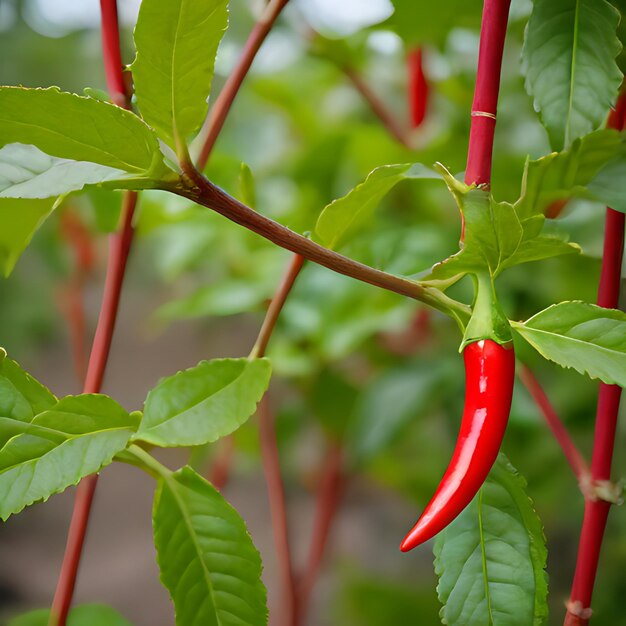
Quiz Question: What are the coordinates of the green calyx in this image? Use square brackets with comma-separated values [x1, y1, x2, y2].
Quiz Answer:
[461, 272, 512, 351]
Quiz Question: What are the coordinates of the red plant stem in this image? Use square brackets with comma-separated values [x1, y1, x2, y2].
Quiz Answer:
[518, 365, 590, 485]
[465, 0, 511, 187]
[196, 0, 290, 170]
[258, 396, 299, 626]
[564, 94, 626, 626]
[564, 218, 625, 626]
[99, 0, 129, 108]
[50, 193, 138, 626]
[50, 4, 135, 620]
[407, 47, 429, 129]
[296, 442, 346, 623]
[343, 68, 412, 149]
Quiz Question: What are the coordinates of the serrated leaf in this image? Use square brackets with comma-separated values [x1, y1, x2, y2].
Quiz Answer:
[0, 143, 145, 199]
[0, 394, 139, 520]
[0, 87, 166, 175]
[0, 351, 57, 422]
[513, 301, 626, 386]
[315, 163, 441, 250]
[522, 0, 623, 149]
[134, 358, 271, 447]
[7, 604, 134, 626]
[428, 170, 523, 279]
[132, 0, 229, 150]
[434, 454, 548, 626]
[516, 130, 624, 218]
[153, 466, 268, 626]
[0, 197, 55, 276]
[430, 166, 581, 279]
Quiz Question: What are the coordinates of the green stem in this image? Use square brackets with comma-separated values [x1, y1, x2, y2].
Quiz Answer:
[462, 271, 511, 349]
[124, 444, 173, 480]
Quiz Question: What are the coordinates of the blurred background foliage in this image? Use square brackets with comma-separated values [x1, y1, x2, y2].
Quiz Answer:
[0, 0, 625, 624]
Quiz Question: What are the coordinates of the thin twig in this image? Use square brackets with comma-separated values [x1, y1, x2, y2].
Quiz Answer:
[251, 254, 305, 359]
[195, 0, 291, 170]
[518, 365, 591, 488]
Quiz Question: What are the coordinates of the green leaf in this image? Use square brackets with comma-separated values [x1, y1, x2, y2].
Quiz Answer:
[7, 604, 134, 626]
[0, 394, 139, 520]
[0, 350, 57, 422]
[428, 169, 523, 279]
[315, 163, 441, 250]
[132, 0, 230, 150]
[434, 454, 548, 626]
[429, 166, 581, 279]
[133, 358, 271, 447]
[153, 466, 267, 626]
[515, 130, 623, 218]
[522, 0, 623, 149]
[0, 143, 145, 199]
[0, 87, 166, 176]
[513, 301, 626, 386]
[0, 197, 55, 276]
[587, 151, 626, 212]
[239, 162, 257, 210]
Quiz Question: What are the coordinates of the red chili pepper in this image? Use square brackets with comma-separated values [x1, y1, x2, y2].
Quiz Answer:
[407, 47, 429, 129]
[400, 338, 515, 551]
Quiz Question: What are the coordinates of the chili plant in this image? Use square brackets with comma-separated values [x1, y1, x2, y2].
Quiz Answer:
[1, 0, 626, 625]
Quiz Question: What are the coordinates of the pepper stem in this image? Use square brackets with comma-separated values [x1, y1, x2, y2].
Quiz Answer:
[461, 271, 512, 350]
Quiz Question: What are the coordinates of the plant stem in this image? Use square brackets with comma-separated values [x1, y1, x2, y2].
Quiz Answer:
[258, 396, 299, 626]
[251, 253, 305, 359]
[195, 0, 291, 170]
[342, 68, 413, 149]
[518, 364, 590, 487]
[50, 4, 135, 621]
[465, 0, 511, 187]
[99, 0, 129, 108]
[49, 192, 138, 626]
[564, 89, 626, 623]
[171, 172, 471, 327]
[296, 441, 346, 623]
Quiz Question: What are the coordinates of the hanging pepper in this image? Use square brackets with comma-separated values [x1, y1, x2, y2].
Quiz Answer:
[401, 273, 514, 551]
[407, 47, 429, 128]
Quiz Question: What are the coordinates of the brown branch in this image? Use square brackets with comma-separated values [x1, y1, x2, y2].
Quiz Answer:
[195, 0, 291, 170]
[168, 170, 471, 327]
